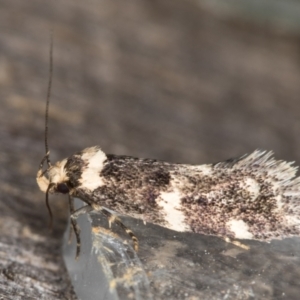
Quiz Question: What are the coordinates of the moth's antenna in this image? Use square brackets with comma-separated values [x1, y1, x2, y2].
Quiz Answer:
[45, 31, 53, 168]
[45, 31, 54, 230]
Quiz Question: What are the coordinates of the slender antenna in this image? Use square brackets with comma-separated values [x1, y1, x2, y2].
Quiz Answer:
[45, 31, 53, 168]
[45, 32, 54, 230]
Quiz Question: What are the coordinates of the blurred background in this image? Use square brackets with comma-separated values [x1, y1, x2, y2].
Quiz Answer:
[1, 0, 300, 298]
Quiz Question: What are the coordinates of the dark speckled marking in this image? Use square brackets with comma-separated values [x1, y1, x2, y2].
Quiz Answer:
[78, 155, 173, 224]
[178, 151, 300, 240]
[65, 153, 88, 188]
[101, 155, 171, 189]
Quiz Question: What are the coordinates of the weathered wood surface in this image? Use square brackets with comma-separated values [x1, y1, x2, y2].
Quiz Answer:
[1, 0, 300, 299]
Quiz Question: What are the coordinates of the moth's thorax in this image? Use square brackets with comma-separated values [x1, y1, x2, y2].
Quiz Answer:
[36, 146, 107, 194]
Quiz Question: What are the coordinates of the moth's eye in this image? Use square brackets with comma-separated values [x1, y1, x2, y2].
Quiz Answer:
[57, 183, 70, 194]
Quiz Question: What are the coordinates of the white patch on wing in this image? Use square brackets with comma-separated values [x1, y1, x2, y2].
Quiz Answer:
[274, 194, 283, 210]
[243, 177, 260, 201]
[189, 164, 212, 175]
[80, 147, 107, 190]
[158, 190, 189, 232]
[227, 219, 253, 239]
[285, 215, 300, 226]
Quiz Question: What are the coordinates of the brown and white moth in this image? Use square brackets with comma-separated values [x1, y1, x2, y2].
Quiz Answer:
[37, 39, 300, 259]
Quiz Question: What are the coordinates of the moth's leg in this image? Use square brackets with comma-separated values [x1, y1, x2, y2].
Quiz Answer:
[223, 237, 250, 250]
[68, 196, 76, 243]
[94, 206, 139, 251]
[70, 204, 93, 259]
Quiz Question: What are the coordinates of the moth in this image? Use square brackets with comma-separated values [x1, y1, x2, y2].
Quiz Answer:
[37, 39, 300, 259]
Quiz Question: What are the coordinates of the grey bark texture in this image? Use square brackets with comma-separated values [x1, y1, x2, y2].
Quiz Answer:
[1, 0, 300, 299]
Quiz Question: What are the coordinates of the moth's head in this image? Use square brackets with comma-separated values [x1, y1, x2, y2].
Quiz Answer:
[37, 156, 70, 195]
